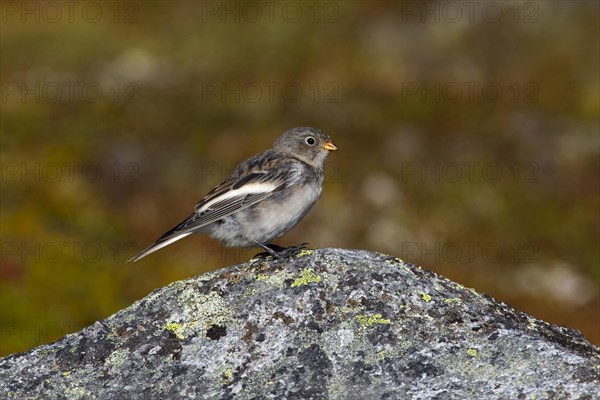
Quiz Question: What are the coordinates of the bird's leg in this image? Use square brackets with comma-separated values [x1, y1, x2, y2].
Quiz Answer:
[253, 242, 282, 259]
[252, 242, 310, 259]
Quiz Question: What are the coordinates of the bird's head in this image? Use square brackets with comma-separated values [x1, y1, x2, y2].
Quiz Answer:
[273, 127, 337, 168]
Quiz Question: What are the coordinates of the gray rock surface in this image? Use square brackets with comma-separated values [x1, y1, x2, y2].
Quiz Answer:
[1, 248, 599, 399]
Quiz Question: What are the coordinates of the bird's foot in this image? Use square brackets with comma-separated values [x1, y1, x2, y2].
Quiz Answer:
[278, 243, 309, 257]
[252, 243, 309, 259]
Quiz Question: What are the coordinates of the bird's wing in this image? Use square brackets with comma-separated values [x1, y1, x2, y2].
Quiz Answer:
[128, 167, 287, 262]
[184, 171, 286, 231]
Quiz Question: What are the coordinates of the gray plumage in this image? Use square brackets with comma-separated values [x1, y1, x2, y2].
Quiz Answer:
[128, 127, 337, 262]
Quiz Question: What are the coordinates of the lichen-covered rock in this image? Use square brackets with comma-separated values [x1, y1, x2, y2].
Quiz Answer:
[1, 249, 598, 399]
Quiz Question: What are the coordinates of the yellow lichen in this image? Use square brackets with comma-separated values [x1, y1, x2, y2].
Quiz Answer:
[290, 268, 321, 287]
[215, 367, 234, 385]
[164, 322, 185, 339]
[467, 348, 478, 357]
[295, 249, 315, 258]
[256, 274, 268, 281]
[444, 298, 462, 304]
[420, 292, 432, 302]
[355, 313, 391, 327]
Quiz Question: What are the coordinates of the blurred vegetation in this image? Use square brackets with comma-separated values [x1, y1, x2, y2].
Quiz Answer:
[1, 1, 598, 356]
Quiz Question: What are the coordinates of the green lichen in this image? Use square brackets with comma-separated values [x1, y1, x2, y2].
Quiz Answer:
[170, 290, 234, 336]
[290, 268, 321, 287]
[164, 322, 185, 339]
[420, 292, 432, 302]
[64, 385, 91, 399]
[254, 269, 294, 287]
[104, 349, 130, 370]
[467, 348, 478, 357]
[355, 313, 391, 327]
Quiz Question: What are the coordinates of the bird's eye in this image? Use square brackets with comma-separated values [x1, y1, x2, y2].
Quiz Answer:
[305, 136, 316, 146]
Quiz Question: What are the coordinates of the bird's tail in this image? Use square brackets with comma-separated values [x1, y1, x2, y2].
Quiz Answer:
[127, 231, 193, 262]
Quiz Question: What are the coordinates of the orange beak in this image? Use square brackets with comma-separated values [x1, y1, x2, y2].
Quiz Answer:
[322, 141, 338, 152]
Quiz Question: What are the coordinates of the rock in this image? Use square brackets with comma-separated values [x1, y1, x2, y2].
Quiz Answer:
[1, 248, 598, 399]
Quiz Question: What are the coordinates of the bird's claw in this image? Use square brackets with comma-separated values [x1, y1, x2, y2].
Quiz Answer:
[252, 243, 309, 259]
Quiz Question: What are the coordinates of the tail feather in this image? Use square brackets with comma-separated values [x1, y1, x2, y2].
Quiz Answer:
[128, 231, 193, 262]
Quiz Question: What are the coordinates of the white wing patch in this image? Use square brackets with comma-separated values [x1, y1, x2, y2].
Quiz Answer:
[196, 182, 279, 213]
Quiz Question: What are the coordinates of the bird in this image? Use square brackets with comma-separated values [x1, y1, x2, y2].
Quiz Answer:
[128, 127, 337, 262]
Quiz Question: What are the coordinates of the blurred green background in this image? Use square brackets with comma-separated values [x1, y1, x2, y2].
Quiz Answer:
[1, 1, 598, 356]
